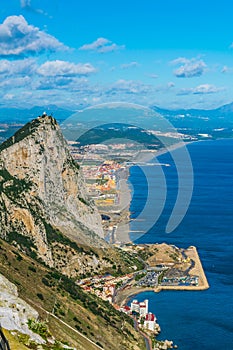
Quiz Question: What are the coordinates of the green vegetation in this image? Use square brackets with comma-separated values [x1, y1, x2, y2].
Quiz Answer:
[169, 253, 179, 261]
[6, 231, 38, 260]
[0, 115, 58, 153]
[28, 265, 37, 272]
[43, 222, 98, 259]
[0, 119, 41, 152]
[136, 248, 156, 261]
[118, 248, 145, 271]
[135, 272, 147, 281]
[158, 270, 168, 284]
[78, 196, 90, 206]
[0, 238, 146, 350]
[36, 293, 44, 300]
[27, 319, 51, 340]
[96, 178, 108, 185]
[0, 168, 32, 198]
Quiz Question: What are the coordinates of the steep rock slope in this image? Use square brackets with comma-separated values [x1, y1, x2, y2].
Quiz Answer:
[0, 114, 105, 268]
[0, 273, 44, 344]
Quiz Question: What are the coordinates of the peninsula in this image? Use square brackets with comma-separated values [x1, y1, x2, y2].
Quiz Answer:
[0, 115, 209, 350]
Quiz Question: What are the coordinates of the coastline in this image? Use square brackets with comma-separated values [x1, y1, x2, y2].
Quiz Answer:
[115, 246, 209, 309]
[115, 141, 193, 243]
[114, 167, 132, 243]
[113, 138, 233, 350]
[113, 140, 209, 305]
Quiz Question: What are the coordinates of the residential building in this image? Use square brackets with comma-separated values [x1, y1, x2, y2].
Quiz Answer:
[144, 312, 157, 331]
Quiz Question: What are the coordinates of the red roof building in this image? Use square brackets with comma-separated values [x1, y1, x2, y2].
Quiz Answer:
[145, 313, 155, 322]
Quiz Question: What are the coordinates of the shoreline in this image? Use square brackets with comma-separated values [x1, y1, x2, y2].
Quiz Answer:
[115, 246, 209, 308]
[105, 140, 210, 349]
[113, 141, 209, 305]
[114, 167, 132, 243]
[115, 141, 193, 243]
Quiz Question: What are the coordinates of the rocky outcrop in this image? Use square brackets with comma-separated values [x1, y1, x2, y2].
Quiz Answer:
[0, 273, 45, 344]
[0, 114, 105, 268]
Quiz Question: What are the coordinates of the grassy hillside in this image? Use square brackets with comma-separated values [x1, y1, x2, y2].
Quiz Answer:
[0, 238, 146, 350]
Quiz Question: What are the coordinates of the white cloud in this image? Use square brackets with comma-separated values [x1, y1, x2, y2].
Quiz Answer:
[106, 79, 151, 95]
[37, 60, 97, 77]
[0, 76, 31, 88]
[0, 15, 67, 56]
[104, 79, 178, 99]
[20, 0, 32, 9]
[79, 37, 124, 53]
[0, 58, 36, 75]
[193, 84, 223, 94]
[79, 37, 109, 51]
[221, 65, 233, 74]
[20, 0, 49, 17]
[171, 57, 207, 78]
[171, 57, 190, 65]
[120, 61, 139, 69]
[36, 76, 90, 90]
[167, 82, 175, 88]
[221, 66, 228, 73]
[178, 84, 224, 95]
[20, 0, 30, 7]
[3, 93, 14, 100]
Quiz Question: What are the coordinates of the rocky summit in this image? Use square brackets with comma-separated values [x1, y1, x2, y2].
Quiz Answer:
[0, 114, 106, 269]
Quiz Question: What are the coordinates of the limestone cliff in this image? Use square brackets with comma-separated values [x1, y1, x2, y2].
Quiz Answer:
[0, 114, 106, 268]
[0, 273, 44, 344]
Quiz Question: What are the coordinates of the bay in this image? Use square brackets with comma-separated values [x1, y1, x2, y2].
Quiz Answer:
[128, 139, 233, 350]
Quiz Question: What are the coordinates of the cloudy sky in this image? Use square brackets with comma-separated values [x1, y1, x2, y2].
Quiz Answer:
[0, 0, 233, 110]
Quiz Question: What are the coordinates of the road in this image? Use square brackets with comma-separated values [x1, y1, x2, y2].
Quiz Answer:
[25, 298, 104, 350]
[133, 317, 152, 350]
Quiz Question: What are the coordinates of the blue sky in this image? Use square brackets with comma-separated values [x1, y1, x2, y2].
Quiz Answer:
[0, 0, 233, 109]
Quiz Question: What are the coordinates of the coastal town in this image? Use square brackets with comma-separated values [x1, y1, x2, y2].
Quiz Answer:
[0, 119, 210, 350]
[76, 242, 208, 349]
[76, 243, 207, 303]
[69, 141, 136, 241]
[68, 140, 209, 349]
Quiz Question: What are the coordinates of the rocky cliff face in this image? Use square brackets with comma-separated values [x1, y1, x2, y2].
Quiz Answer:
[0, 273, 44, 344]
[0, 114, 106, 268]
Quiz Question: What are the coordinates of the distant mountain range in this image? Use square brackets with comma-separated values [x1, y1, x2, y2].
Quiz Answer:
[1, 101, 233, 123]
[153, 101, 233, 117]
[1, 101, 233, 140]
[152, 102, 233, 138]
[0, 104, 74, 123]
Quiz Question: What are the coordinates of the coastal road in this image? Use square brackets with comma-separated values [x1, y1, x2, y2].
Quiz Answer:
[133, 317, 152, 350]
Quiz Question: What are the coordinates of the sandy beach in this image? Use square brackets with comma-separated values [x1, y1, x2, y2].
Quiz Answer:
[114, 141, 193, 243]
[114, 167, 132, 243]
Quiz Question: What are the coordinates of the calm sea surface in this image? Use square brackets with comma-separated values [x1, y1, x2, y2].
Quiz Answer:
[128, 139, 233, 350]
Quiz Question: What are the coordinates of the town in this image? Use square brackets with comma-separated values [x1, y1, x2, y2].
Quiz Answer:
[121, 298, 161, 334]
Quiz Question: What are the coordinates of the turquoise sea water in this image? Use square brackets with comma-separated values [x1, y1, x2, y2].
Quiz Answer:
[128, 139, 233, 350]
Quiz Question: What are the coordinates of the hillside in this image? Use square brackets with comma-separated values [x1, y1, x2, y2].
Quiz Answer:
[0, 114, 146, 348]
[0, 114, 145, 279]
[0, 238, 146, 350]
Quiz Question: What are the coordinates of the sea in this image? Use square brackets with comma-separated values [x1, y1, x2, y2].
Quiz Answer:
[128, 138, 233, 350]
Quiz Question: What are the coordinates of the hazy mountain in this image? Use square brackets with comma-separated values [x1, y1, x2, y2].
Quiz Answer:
[152, 102, 233, 138]
[1, 102, 233, 144]
[0, 105, 74, 123]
